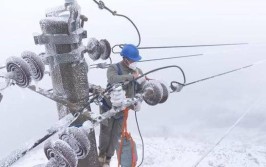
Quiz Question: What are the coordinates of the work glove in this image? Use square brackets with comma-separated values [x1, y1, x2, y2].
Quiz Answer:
[110, 85, 126, 107]
[136, 76, 146, 85]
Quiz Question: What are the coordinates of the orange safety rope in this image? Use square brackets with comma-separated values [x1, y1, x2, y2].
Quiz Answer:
[117, 108, 137, 167]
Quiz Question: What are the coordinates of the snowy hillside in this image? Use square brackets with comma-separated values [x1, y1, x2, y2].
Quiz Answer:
[11, 133, 266, 167]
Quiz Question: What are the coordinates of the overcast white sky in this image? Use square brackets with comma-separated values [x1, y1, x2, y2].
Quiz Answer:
[0, 0, 266, 159]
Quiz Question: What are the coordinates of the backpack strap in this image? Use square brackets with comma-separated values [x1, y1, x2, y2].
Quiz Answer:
[116, 63, 123, 75]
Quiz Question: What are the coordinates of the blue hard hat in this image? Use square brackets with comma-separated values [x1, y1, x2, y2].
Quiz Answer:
[120, 44, 142, 62]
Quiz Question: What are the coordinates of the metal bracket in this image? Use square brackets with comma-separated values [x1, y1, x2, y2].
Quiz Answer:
[34, 29, 87, 45]
[43, 45, 86, 65]
[28, 85, 83, 111]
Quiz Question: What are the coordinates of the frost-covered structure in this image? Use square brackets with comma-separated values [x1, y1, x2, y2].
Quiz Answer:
[0, 0, 173, 166]
[33, 0, 100, 166]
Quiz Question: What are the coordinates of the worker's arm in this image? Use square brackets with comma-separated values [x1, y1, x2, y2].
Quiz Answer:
[107, 65, 134, 84]
[135, 68, 147, 88]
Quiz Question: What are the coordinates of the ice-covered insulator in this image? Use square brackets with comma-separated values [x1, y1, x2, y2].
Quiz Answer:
[143, 80, 163, 106]
[159, 82, 169, 104]
[21, 51, 45, 81]
[45, 157, 59, 167]
[59, 127, 90, 159]
[65, 0, 75, 4]
[44, 139, 78, 167]
[6, 57, 32, 88]
[99, 39, 111, 60]
[87, 38, 102, 61]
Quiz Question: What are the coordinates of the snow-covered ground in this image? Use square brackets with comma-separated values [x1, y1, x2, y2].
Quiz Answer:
[11, 131, 266, 167]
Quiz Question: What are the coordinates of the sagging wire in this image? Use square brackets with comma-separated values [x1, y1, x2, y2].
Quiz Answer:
[135, 111, 145, 167]
[134, 65, 186, 85]
[92, 0, 249, 57]
[92, 0, 142, 53]
[192, 97, 263, 167]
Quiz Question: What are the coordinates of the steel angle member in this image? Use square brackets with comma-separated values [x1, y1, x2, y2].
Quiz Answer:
[68, 10, 81, 33]
[27, 85, 83, 111]
[0, 112, 79, 167]
[33, 29, 87, 45]
[92, 108, 119, 125]
[91, 96, 143, 125]
[0, 65, 5, 70]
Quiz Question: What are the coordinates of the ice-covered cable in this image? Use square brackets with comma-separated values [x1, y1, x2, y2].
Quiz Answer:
[138, 54, 203, 63]
[135, 111, 145, 167]
[184, 58, 266, 87]
[92, 0, 141, 49]
[192, 97, 263, 167]
[89, 54, 203, 69]
[138, 43, 248, 50]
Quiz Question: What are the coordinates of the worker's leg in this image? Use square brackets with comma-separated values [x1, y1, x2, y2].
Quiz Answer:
[106, 117, 124, 159]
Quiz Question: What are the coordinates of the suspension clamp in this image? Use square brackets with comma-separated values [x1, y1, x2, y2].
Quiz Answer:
[170, 81, 184, 92]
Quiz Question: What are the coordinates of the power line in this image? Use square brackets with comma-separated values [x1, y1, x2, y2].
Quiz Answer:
[89, 54, 203, 69]
[192, 97, 262, 167]
[139, 54, 203, 63]
[92, 0, 141, 49]
[185, 59, 266, 87]
[138, 43, 248, 50]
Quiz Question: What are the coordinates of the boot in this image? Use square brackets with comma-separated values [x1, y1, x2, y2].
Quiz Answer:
[102, 156, 111, 167]
[98, 153, 106, 167]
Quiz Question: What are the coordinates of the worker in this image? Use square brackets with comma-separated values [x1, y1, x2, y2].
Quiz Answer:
[98, 44, 146, 167]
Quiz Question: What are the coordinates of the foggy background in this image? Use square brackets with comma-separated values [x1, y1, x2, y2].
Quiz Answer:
[0, 0, 266, 160]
